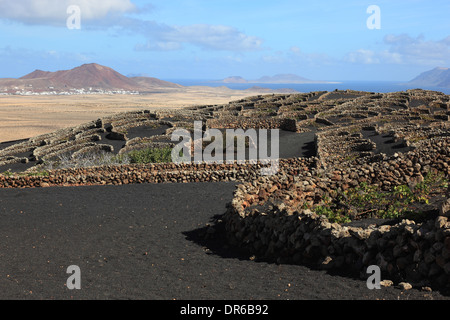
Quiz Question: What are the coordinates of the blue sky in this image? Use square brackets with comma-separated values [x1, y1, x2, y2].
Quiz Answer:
[0, 0, 449, 81]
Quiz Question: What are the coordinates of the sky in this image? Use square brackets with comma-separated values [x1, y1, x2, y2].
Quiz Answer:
[0, 0, 449, 81]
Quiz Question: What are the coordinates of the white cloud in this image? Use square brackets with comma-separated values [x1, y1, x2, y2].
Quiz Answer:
[345, 34, 450, 67]
[383, 34, 450, 65]
[0, 1, 262, 53]
[144, 24, 263, 52]
[345, 49, 380, 64]
[0, 0, 137, 25]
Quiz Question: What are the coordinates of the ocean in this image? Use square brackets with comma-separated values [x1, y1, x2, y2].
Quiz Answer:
[166, 80, 450, 95]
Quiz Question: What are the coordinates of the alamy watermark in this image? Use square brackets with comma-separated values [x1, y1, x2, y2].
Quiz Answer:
[366, 265, 381, 290]
[171, 121, 280, 176]
[67, 5, 81, 30]
[367, 5, 381, 30]
[66, 265, 81, 290]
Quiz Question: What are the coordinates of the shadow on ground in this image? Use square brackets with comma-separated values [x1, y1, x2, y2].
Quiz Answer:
[182, 213, 365, 282]
[183, 212, 450, 297]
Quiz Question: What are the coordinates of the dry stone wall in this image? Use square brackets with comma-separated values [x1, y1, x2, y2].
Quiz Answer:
[0, 158, 316, 189]
[222, 137, 450, 289]
[0, 89, 449, 291]
[224, 201, 450, 288]
[207, 117, 297, 132]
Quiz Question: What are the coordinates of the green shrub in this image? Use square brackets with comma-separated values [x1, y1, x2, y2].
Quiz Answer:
[126, 146, 173, 164]
[314, 171, 448, 223]
[314, 205, 351, 224]
[1, 169, 14, 177]
[26, 169, 50, 177]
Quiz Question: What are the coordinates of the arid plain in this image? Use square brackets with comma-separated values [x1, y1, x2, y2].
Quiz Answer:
[0, 86, 279, 143]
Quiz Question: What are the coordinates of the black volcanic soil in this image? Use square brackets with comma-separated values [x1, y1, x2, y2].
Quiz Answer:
[0, 139, 28, 151]
[0, 182, 448, 300]
[208, 129, 316, 161]
[126, 125, 171, 140]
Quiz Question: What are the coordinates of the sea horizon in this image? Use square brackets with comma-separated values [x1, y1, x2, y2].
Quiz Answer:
[166, 79, 450, 95]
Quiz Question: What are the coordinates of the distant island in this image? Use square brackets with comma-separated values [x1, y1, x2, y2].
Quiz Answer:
[407, 67, 450, 88]
[0, 63, 300, 95]
[217, 74, 338, 84]
[221, 76, 249, 84]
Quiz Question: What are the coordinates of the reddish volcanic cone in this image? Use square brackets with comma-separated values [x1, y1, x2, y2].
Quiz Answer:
[21, 63, 139, 90]
[2, 63, 182, 93]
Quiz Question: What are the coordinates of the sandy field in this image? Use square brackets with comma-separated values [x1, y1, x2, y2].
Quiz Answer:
[0, 87, 272, 143]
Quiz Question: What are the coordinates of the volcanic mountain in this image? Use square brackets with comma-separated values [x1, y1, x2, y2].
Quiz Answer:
[0, 63, 182, 93]
[20, 63, 140, 90]
[407, 67, 450, 88]
[221, 76, 248, 84]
